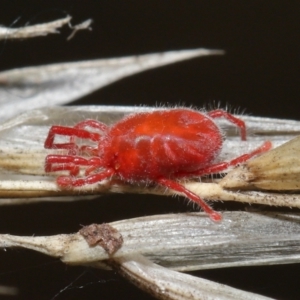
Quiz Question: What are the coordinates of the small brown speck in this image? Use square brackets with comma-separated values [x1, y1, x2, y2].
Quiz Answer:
[79, 223, 123, 255]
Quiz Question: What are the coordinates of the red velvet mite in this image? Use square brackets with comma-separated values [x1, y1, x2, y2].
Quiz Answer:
[44, 109, 271, 221]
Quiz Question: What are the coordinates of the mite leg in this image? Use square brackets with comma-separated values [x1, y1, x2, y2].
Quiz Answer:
[208, 109, 247, 140]
[73, 119, 109, 132]
[178, 140, 272, 178]
[56, 168, 115, 188]
[45, 155, 104, 176]
[44, 126, 102, 153]
[157, 178, 222, 222]
[71, 119, 110, 154]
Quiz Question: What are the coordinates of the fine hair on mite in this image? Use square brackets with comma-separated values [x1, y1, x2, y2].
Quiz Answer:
[44, 107, 272, 222]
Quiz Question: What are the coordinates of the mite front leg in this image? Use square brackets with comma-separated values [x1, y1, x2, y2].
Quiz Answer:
[44, 126, 102, 154]
[73, 119, 109, 132]
[72, 120, 109, 155]
[57, 168, 115, 188]
[45, 155, 104, 176]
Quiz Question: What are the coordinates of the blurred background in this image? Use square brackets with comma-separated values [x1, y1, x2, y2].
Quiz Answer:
[0, 1, 299, 299]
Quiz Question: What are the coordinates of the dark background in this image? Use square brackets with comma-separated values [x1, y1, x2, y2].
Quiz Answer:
[0, 1, 299, 299]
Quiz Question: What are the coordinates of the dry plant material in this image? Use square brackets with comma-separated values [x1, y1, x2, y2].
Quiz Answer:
[107, 254, 272, 300]
[220, 135, 300, 190]
[67, 19, 93, 40]
[79, 223, 123, 255]
[0, 49, 223, 122]
[0, 285, 18, 296]
[2, 211, 296, 299]
[2, 212, 300, 271]
[0, 16, 91, 40]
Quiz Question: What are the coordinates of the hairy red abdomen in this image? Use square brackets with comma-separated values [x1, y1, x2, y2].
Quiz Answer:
[105, 109, 223, 180]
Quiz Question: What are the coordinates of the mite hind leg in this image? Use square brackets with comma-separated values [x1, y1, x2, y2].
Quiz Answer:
[176, 141, 272, 178]
[156, 178, 222, 222]
[208, 109, 247, 140]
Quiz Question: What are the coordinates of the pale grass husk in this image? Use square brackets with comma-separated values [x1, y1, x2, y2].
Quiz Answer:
[220, 135, 300, 190]
[2, 211, 299, 300]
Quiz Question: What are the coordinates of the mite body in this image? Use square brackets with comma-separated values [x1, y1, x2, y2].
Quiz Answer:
[44, 109, 271, 221]
[105, 110, 223, 180]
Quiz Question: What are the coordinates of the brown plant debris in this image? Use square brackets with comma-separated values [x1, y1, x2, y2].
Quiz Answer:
[79, 223, 123, 255]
